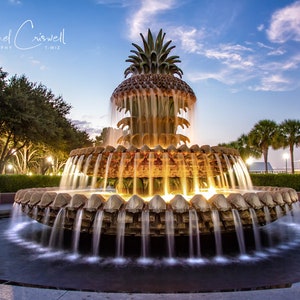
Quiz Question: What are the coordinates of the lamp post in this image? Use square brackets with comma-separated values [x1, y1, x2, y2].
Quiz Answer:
[283, 153, 289, 173]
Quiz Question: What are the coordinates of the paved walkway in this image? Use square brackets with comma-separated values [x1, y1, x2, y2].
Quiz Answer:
[1, 282, 300, 300]
[0, 203, 12, 219]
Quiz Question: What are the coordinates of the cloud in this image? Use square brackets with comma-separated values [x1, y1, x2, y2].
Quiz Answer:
[174, 23, 300, 92]
[257, 24, 264, 31]
[250, 74, 292, 92]
[172, 26, 204, 53]
[202, 43, 254, 70]
[261, 54, 300, 71]
[173, 26, 254, 70]
[127, 0, 176, 40]
[187, 70, 233, 85]
[187, 65, 256, 87]
[72, 120, 102, 138]
[257, 42, 273, 50]
[267, 1, 300, 43]
[124, 1, 300, 93]
[267, 48, 286, 56]
[9, 0, 21, 5]
[29, 57, 47, 71]
[184, 38, 300, 92]
[96, 0, 130, 7]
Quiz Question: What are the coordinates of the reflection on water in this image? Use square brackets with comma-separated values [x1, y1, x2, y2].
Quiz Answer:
[2, 211, 300, 292]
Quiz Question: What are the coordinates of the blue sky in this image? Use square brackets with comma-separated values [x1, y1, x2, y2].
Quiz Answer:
[1, 0, 300, 169]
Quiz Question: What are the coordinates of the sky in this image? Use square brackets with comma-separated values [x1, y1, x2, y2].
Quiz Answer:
[0, 0, 300, 170]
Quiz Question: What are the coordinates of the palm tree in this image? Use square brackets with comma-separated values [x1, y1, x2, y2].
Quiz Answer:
[219, 133, 261, 162]
[276, 119, 300, 173]
[248, 120, 278, 173]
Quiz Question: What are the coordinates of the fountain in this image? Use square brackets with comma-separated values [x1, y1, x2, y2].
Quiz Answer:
[3, 29, 300, 293]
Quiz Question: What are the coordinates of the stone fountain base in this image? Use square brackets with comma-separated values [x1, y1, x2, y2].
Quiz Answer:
[14, 186, 299, 236]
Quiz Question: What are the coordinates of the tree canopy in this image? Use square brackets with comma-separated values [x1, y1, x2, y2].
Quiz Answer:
[0, 67, 92, 174]
[220, 119, 300, 174]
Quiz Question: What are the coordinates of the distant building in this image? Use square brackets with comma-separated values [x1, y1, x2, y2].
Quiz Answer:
[249, 162, 274, 173]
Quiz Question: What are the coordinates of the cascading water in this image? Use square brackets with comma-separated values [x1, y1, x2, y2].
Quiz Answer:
[92, 210, 104, 257]
[263, 206, 273, 248]
[211, 210, 223, 258]
[141, 209, 150, 259]
[79, 154, 92, 188]
[49, 208, 66, 249]
[103, 153, 113, 191]
[188, 208, 201, 258]
[165, 209, 175, 259]
[116, 209, 126, 259]
[72, 209, 83, 255]
[41, 207, 51, 246]
[72, 155, 85, 189]
[232, 209, 246, 256]
[91, 154, 102, 188]
[249, 208, 262, 252]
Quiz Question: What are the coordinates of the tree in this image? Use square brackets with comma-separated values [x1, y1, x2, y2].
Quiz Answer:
[10, 143, 68, 175]
[276, 119, 300, 174]
[248, 119, 278, 173]
[0, 69, 92, 173]
[219, 133, 261, 162]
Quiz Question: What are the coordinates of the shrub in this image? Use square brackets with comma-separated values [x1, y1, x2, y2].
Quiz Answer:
[0, 175, 61, 193]
[250, 173, 300, 191]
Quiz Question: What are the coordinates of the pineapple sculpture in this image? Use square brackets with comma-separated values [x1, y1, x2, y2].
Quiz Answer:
[111, 29, 196, 148]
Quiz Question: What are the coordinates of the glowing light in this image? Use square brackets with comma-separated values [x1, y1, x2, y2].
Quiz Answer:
[246, 157, 254, 165]
[202, 186, 216, 200]
[7, 164, 13, 170]
[163, 194, 176, 203]
[282, 153, 289, 160]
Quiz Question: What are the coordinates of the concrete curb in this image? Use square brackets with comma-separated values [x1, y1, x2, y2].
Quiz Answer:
[0, 282, 300, 300]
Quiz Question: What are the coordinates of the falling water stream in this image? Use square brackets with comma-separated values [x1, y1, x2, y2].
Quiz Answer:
[188, 208, 201, 258]
[263, 206, 273, 248]
[211, 210, 223, 257]
[249, 208, 262, 252]
[141, 209, 150, 258]
[91, 154, 102, 188]
[116, 210, 126, 258]
[49, 208, 66, 249]
[41, 207, 50, 246]
[92, 210, 104, 256]
[72, 209, 83, 255]
[232, 209, 246, 256]
[165, 210, 175, 258]
[103, 153, 113, 191]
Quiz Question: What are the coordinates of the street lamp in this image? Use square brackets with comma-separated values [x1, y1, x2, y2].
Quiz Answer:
[283, 153, 289, 173]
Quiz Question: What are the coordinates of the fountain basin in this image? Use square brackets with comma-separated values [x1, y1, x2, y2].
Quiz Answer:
[14, 186, 298, 236]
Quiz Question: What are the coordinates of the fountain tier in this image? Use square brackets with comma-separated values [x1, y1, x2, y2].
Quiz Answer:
[15, 184, 298, 237]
